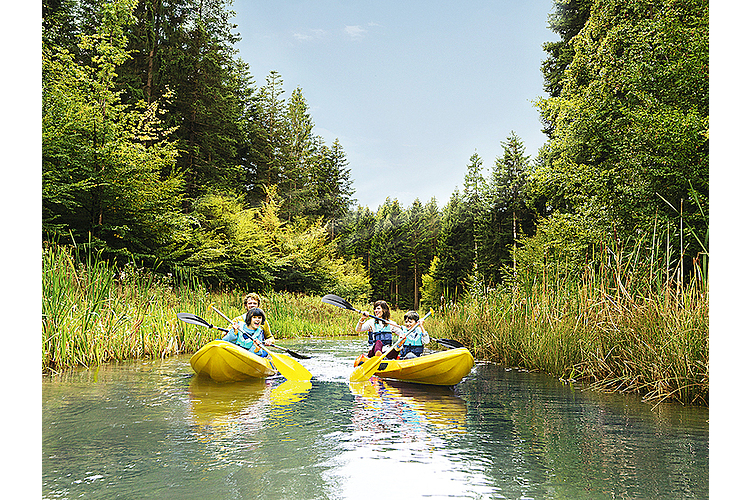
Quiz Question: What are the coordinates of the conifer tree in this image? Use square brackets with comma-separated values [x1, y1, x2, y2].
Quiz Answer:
[486, 132, 533, 281]
[434, 191, 474, 303]
[42, 0, 186, 264]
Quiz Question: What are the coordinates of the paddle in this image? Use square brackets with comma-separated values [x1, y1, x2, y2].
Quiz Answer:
[349, 308, 434, 383]
[207, 304, 312, 359]
[177, 312, 312, 381]
[434, 338, 465, 349]
[321, 294, 401, 328]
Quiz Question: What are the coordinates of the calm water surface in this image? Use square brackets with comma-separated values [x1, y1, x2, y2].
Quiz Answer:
[42, 338, 708, 499]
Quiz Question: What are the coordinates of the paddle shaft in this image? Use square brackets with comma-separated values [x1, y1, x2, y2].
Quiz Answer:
[321, 294, 400, 329]
[211, 303, 235, 324]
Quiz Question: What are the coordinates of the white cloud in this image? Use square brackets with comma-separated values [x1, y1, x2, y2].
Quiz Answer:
[344, 25, 367, 39]
[293, 28, 327, 41]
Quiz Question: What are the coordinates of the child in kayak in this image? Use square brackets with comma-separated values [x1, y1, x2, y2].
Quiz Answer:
[355, 300, 402, 359]
[227, 307, 275, 358]
[398, 310, 430, 359]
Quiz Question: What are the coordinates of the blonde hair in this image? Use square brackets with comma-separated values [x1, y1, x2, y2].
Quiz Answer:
[243, 292, 262, 309]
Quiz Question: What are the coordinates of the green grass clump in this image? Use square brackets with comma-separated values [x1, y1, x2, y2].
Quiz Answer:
[430, 243, 708, 406]
[42, 242, 370, 373]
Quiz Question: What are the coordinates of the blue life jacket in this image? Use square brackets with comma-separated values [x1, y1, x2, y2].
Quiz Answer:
[403, 326, 426, 346]
[235, 323, 269, 358]
[368, 320, 392, 345]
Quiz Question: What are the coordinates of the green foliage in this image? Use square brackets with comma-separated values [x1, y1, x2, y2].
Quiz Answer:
[541, 0, 594, 100]
[42, 0, 186, 266]
[175, 186, 370, 295]
[419, 256, 442, 309]
[42, 0, 359, 296]
[534, 0, 708, 270]
[514, 212, 604, 296]
[178, 192, 275, 287]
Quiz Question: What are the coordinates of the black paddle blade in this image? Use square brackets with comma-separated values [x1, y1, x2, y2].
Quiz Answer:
[177, 313, 229, 333]
[435, 338, 465, 349]
[321, 294, 355, 310]
[177, 312, 212, 328]
[276, 346, 312, 360]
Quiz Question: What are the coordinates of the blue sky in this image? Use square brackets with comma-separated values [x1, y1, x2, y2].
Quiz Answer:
[231, 0, 556, 210]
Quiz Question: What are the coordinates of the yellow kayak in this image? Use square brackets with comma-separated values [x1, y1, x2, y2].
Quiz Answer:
[367, 348, 474, 386]
[190, 340, 276, 382]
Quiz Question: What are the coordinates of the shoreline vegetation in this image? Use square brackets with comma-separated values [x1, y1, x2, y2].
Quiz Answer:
[43, 242, 708, 407]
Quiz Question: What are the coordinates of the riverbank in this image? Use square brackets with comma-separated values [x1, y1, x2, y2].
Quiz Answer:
[42, 244, 359, 373]
[42, 243, 708, 406]
[428, 270, 708, 407]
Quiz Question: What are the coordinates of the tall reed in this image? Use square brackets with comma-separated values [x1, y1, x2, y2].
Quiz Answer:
[42, 242, 368, 373]
[43, 242, 213, 372]
[430, 234, 709, 406]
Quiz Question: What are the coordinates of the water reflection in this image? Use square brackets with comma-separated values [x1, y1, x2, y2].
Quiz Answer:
[187, 375, 314, 458]
[319, 378, 500, 499]
[349, 378, 468, 436]
[42, 346, 708, 500]
[188, 376, 268, 429]
[453, 362, 709, 499]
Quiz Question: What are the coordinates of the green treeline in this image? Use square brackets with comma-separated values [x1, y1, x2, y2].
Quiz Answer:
[43, 0, 708, 403]
[43, 0, 708, 308]
[43, 0, 364, 299]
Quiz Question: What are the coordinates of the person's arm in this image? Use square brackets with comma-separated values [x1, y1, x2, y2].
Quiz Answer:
[355, 315, 371, 333]
[420, 326, 430, 346]
[262, 322, 275, 344]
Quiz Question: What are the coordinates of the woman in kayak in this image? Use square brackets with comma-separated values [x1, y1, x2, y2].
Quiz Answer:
[228, 307, 275, 357]
[398, 310, 430, 359]
[355, 300, 402, 359]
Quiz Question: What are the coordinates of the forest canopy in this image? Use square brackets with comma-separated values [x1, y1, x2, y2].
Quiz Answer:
[42, 0, 708, 309]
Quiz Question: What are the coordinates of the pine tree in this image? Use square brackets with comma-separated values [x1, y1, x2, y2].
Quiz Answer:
[434, 191, 474, 303]
[489, 131, 532, 280]
[281, 86, 316, 220]
[369, 199, 406, 305]
[462, 152, 489, 282]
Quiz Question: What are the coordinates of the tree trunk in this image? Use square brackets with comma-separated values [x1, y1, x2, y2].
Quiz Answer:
[512, 210, 517, 275]
[413, 259, 419, 310]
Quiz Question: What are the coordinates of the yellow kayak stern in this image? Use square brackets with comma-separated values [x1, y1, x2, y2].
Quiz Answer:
[371, 347, 474, 386]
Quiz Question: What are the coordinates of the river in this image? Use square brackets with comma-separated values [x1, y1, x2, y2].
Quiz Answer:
[42, 337, 708, 499]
